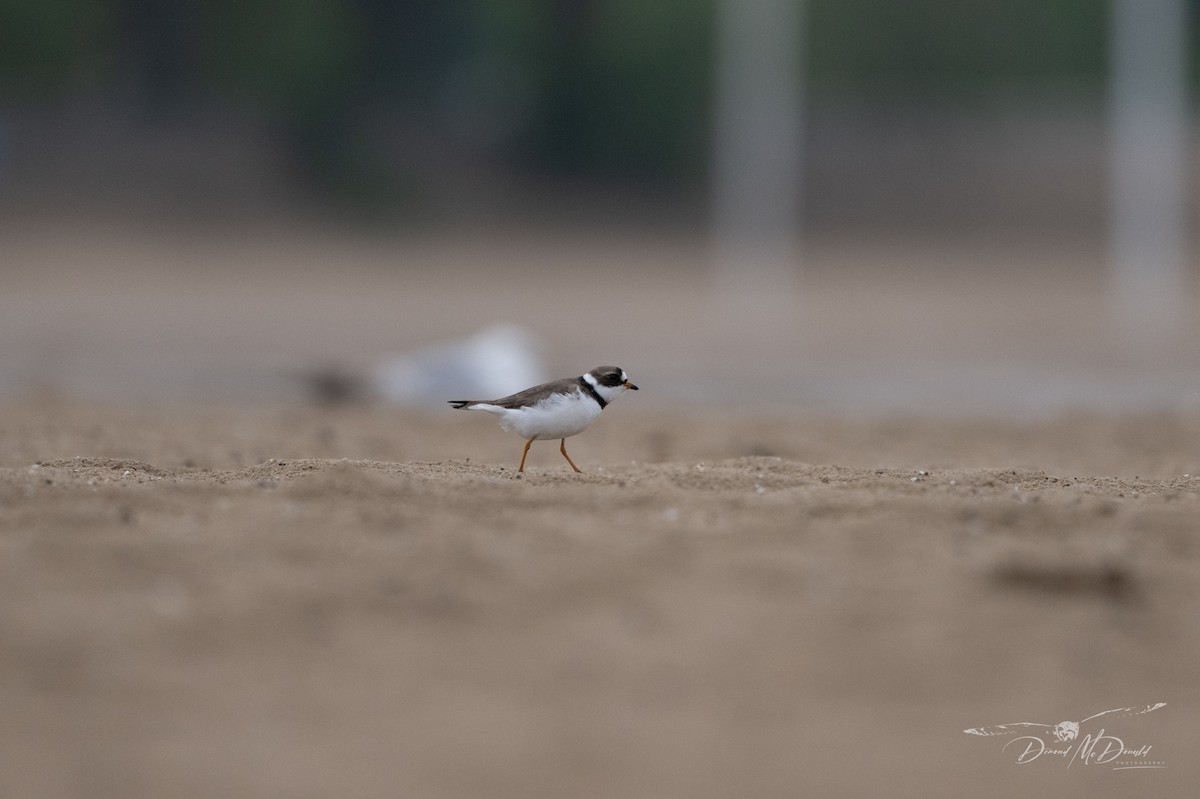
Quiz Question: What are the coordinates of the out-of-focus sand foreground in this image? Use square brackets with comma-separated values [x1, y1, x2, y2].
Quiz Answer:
[1, 226, 1198, 797]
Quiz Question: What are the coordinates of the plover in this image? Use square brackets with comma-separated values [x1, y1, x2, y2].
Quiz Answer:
[449, 365, 638, 472]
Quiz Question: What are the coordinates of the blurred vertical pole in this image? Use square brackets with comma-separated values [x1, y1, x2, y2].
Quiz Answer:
[711, 0, 805, 323]
[1108, 0, 1190, 345]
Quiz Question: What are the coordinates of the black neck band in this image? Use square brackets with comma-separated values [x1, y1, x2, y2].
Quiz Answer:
[579, 376, 607, 409]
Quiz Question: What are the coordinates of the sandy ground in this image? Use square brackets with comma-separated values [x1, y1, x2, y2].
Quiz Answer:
[2, 223, 1198, 796]
[1, 398, 1198, 798]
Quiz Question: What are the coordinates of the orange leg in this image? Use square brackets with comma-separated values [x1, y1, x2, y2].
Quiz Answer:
[518, 439, 533, 472]
[559, 438, 582, 473]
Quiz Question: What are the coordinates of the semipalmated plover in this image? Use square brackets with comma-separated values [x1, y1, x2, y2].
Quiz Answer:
[449, 365, 638, 472]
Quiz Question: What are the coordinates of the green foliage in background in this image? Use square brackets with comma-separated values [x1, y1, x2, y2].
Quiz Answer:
[808, 0, 1110, 99]
[202, 0, 362, 117]
[477, 0, 713, 178]
[0, 0, 113, 100]
[1, 0, 1193, 191]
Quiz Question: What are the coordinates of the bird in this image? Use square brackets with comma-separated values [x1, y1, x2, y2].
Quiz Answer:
[449, 365, 638, 473]
[963, 703, 1166, 742]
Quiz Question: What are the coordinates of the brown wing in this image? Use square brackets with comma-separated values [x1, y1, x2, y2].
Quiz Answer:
[448, 377, 582, 409]
[485, 377, 581, 409]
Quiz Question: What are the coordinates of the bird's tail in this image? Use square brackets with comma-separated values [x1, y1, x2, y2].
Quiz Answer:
[448, 400, 475, 409]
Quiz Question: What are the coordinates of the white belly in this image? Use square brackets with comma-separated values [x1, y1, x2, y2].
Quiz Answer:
[473, 392, 603, 440]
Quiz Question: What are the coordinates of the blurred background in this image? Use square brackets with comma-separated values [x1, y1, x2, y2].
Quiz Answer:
[1, 0, 1197, 413]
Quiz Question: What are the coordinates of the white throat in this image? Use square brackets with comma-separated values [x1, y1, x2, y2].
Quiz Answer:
[583, 371, 626, 405]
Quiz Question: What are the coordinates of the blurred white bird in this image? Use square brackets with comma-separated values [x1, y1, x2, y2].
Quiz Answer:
[369, 324, 546, 407]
